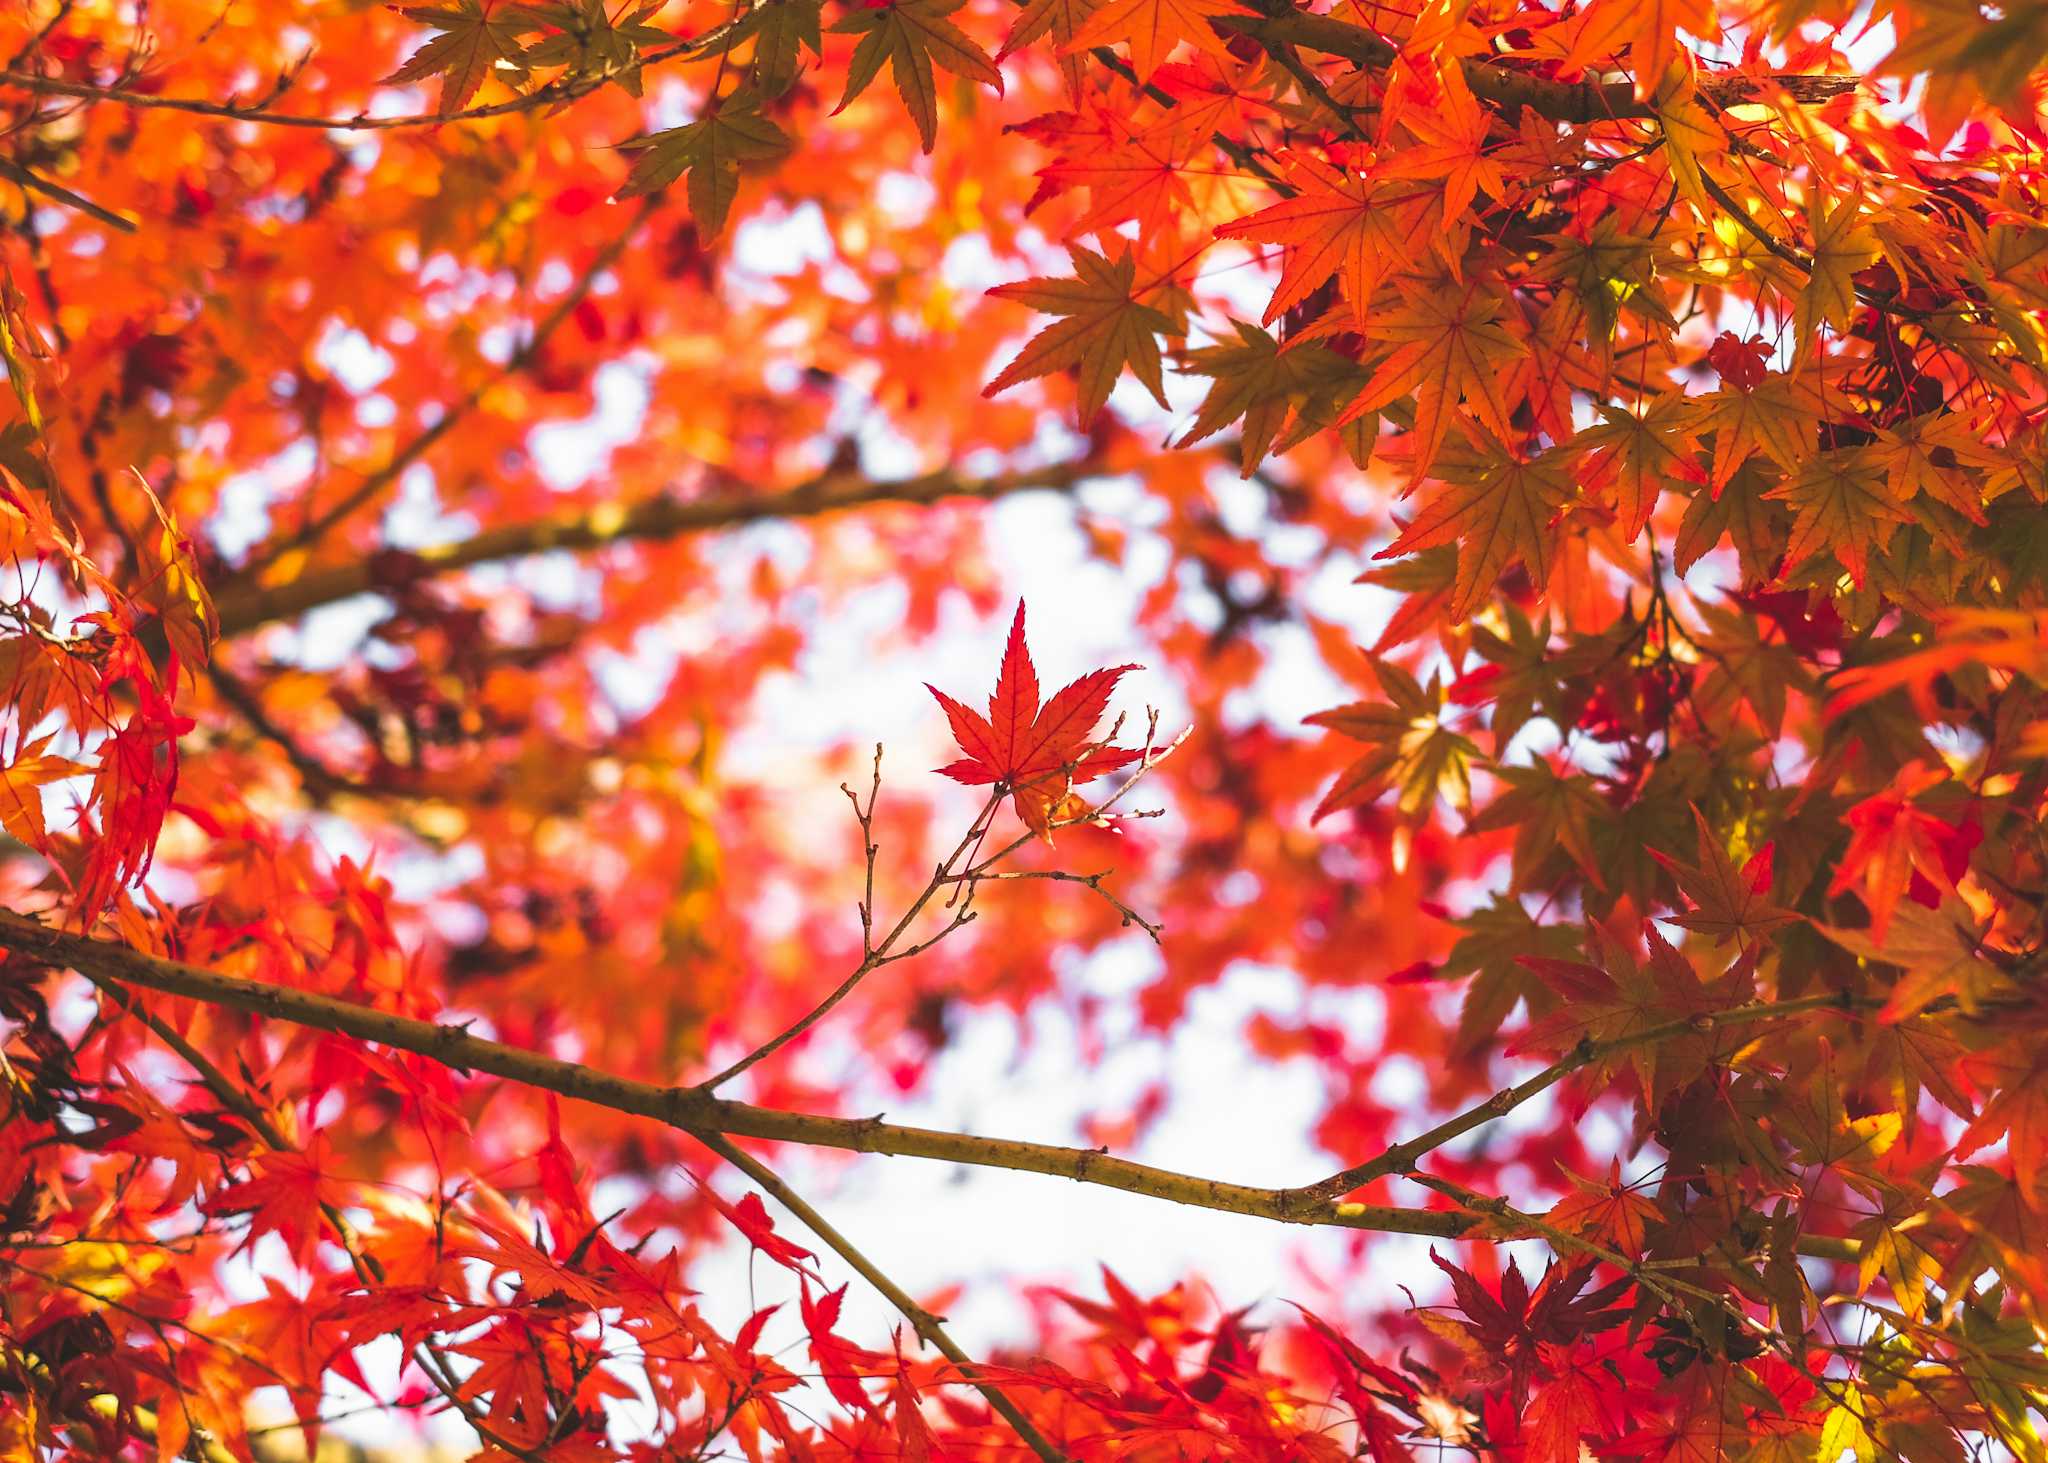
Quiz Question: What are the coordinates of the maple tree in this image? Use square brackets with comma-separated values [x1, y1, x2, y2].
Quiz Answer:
[0, 0, 2046, 1451]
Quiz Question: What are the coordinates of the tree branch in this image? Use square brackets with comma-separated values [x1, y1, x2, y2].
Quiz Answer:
[701, 1131, 1072, 1463]
[1212, 13, 1857, 125]
[1281, 990, 1867, 1212]
[0, 46, 688, 131]
[234, 197, 655, 577]
[0, 909, 1866, 1260]
[213, 461, 1099, 636]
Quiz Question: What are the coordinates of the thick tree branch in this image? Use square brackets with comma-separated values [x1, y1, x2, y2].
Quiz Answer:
[213, 461, 1098, 636]
[0, 909, 1867, 1262]
[1213, 13, 1857, 125]
[0, 907, 1462, 1239]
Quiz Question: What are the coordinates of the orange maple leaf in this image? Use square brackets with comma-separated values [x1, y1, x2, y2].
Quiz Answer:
[1065, 0, 1243, 81]
[1373, 442, 1573, 623]
[1338, 280, 1526, 480]
[1558, 0, 1719, 98]
[1215, 160, 1441, 326]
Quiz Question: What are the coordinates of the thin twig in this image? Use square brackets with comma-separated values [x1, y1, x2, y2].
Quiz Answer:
[1285, 989, 1867, 1211]
[697, 787, 1006, 1091]
[700, 1131, 1071, 1463]
[0, 44, 688, 130]
[213, 460, 1100, 636]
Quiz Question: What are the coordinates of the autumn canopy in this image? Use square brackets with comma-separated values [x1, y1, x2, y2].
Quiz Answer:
[0, 0, 2046, 1455]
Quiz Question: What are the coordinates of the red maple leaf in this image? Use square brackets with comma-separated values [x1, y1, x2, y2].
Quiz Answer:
[801, 1282, 889, 1413]
[927, 601, 1141, 835]
[1828, 764, 1982, 944]
[200, 1135, 344, 1265]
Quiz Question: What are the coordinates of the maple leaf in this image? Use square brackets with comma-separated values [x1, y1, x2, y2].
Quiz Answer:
[616, 90, 793, 234]
[998, 0, 1104, 100]
[801, 1283, 889, 1413]
[1064, 0, 1241, 82]
[831, 0, 1003, 154]
[1544, 1161, 1660, 1259]
[1826, 764, 1981, 944]
[1772, 1039, 1902, 1200]
[201, 1137, 345, 1266]
[1868, 411, 2004, 525]
[1673, 458, 1787, 583]
[1178, 321, 1362, 473]
[1214, 162, 1442, 328]
[983, 245, 1172, 426]
[0, 735, 89, 847]
[1957, 1036, 2048, 1204]
[1560, 0, 1719, 99]
[1516, 920, 1752, 1108]
[1796, 193, 1880, 358]
[927, 601, 1140, 835]
[711, 1190, 820, 1276]
[1375, 66, 1507, 224]
[1522, 1347, 1609, 1463]
[1849, 1195, 1943, 1322]
[1648, 806, 1797, 948]
[726, 0, 824, 97]
[1373, 441, 1574, 624]
[385, 0, 534, 113]
[1304, 656, 1476, 822]
[1426, 1251, 1628, 1397]
[1684, 374, 1815, 497]
[1466, 762, 1608, 889]
[1432, 899, 1584, 1056]
[1818, 898, 2009, 1023]
[1338, 281, 1526, 480]
[1763, 447, 1914, 583]
[1573, 393, 1704, 543]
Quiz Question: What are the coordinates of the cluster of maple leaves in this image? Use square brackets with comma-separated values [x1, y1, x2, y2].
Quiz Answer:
[0, 0, 2046, 1454]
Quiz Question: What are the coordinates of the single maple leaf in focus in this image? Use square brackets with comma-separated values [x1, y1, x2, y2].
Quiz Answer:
[928, 601, 1141, 835]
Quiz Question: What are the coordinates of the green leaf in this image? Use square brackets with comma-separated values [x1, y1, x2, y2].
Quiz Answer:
[728, 0, 824, 96]
[617, 91, 792, 235]
[830, 0, 1001, 152]
[384, 0, 536, 113]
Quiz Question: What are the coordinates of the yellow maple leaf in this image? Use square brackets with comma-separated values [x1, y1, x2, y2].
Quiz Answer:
[1797, 192, 1880, 358]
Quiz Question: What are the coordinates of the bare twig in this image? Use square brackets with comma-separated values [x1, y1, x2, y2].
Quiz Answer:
[0, 44, 688, 130]
[697, 787, 1006, 1091]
